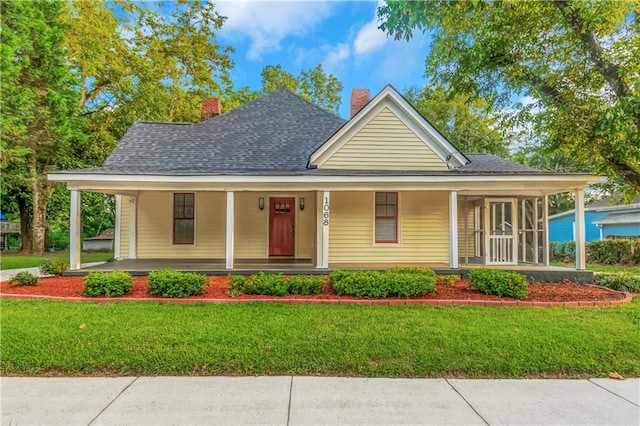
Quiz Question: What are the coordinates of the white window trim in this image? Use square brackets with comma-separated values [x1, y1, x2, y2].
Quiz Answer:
[372, 191, 401, 247]
[172, 192, 197, 246]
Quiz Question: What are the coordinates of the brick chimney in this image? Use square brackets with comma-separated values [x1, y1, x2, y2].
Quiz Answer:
[350, 89, 370, 117]
[201, 98, 221, 122]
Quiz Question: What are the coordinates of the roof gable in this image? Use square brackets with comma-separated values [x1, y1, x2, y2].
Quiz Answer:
[309, 85, 468, 170]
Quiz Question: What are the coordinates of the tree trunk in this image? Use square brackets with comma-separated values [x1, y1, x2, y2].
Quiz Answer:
[17, 197, 32, 254]
[29, 158, 48, 254]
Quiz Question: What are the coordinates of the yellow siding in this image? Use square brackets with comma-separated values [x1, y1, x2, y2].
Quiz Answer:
[234, 192, 268, 258]
[136, 192, 226, 258]
[322, 108, 448, 171]
[297, 193, 315, 259]
[119, 197, 130, 259]
[234, 192, 315, 259]
[329, 191, 449, 264]
[457, 199, 475, 258]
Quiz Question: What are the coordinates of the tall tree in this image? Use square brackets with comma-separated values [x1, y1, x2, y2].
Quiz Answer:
[64, 0, 234, 158]
[379, 0, 640, 194]
[404, 85, 510, 156]
[261, 64, 343, 114]
[1, 0, 85, 253]
[39, 0, 235, 248]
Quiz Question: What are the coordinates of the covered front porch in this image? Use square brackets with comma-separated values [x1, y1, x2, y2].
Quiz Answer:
[55, 175, 592, 274]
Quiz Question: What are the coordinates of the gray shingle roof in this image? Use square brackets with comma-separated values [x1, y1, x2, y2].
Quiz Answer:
[593, 212, 640, 225]
[588, 195, 640, 209]
[457, 154, 540, 173]
[57, 89, 553, 177]
[103, 89, 346, 173]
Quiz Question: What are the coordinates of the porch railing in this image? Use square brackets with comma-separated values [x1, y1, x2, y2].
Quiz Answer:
[489, 234, 514, 264]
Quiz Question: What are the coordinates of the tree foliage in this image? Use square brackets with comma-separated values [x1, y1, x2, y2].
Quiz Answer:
[0, 0, 85, 253]
[64, 0, 234, 160]
[404, 85, 510, 156]
[260, 64, 343, 114]
[1, 0, 235, 252]
[379, 0, 640, 194]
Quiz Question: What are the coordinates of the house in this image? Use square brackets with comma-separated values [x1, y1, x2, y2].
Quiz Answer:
[48, 86, 599, 274]
[82, 228, 115, 252]
[549, 196, 640, 243]
[0, 213, 20, 251]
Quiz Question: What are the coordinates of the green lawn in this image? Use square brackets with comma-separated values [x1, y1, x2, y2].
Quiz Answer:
[551, 262, 640, 275]
[0, 252, 113, 270]
[2, 299, 639, 377]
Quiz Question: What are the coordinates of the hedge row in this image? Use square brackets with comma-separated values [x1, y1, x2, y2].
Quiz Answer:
[84, 271, 133, 297]
[148, 268, 208, 298]
[329, 268, 437, 298]
[594, 272, 640, 293]
[81, 269, 208, 298]
[550, 239, 640, 265]
[468, 269, 529, 300]
[229, 273, 322, 296]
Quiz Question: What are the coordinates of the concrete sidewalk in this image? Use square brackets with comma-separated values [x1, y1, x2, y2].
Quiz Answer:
[0, 262, 105, 281]
[1, 377, 638, 425]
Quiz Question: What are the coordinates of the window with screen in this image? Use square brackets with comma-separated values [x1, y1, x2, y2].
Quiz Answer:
[174, 193, 194, 244]
[375, 192, 398, 243]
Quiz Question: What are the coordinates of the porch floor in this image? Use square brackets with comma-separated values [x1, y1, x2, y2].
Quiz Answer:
[65, 258, 594, 283]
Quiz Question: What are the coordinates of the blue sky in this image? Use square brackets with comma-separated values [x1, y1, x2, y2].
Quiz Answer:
[215, 0, 431, 118]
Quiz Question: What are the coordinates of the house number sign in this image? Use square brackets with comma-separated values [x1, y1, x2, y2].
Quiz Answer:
[323, 196, 330, 226]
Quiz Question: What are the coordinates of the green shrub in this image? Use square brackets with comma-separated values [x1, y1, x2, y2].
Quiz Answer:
[287, 275, 323, 295]
[147, 268, 208, 298]
[329, 268, 437, 298]
[83, 271, 133, 297]
[436, 274, 460, 285]
[468, 269, 529, 299]
[551, 239, 640, 265]
[587, 239, 640, 265]
[10, 271, 39, 286]
[594, 272, 640, 293]
[228, 273, 323, 296]
[39, 259, 69, 276]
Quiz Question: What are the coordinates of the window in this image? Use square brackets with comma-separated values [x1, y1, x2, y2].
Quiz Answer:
[174, 193, 194, 244]
[375, 192, 398, 243]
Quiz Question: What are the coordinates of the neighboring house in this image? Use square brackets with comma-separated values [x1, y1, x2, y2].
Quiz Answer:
[0, 215, 20, 251]
[82, 228, 115, 252]
[548, 197, 640, 243]
[49, 86, 599, 271]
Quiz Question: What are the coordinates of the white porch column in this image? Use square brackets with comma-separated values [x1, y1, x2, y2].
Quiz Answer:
[543, 195, 550, 266]
[225, 191, 234, 269]
[449, 190, 459, 269]
[114, 195, 121, 260]
[128, 196, 137, 260]
[316, 191, 330, 269]
[533, 198, 539, 264]
[69, 189, 81, 270]
[574, 189, 586, 270]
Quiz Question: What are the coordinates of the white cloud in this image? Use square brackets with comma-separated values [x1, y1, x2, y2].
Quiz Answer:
[323, 43, 350, 72]
[353, 20, 387, 55]
[215, 0, 336, 60]
[353, 0, 388, 56]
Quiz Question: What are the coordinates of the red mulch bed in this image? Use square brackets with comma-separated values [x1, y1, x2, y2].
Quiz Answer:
[0, 276, 627, 303]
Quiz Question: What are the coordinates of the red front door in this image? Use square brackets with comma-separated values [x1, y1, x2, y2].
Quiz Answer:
[269, 197, 295, 256]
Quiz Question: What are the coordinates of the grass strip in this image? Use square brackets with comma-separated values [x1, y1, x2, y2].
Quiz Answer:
[1, 299, 639, 378]
[1, 252, 113, 270]
[551, 262, 640, 275]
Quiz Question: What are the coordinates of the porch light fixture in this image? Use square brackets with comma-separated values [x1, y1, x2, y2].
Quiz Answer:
[258, 197, 265, 211]
[299, 198, 305, 211]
